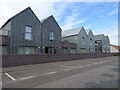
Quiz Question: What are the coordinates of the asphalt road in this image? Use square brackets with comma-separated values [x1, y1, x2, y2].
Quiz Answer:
[2, 56, 119, 88]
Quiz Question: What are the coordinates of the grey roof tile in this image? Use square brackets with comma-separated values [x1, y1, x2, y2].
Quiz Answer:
[62, 26, 83, 37]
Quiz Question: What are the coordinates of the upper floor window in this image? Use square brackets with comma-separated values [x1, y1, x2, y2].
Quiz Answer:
[90, 39, 92, 45]
[82, 37, 85, 45]
[25, 26, 32, 40]
[50, 31, 54, 41]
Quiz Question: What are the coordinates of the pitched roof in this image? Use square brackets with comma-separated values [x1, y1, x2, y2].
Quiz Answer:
[41, 15, 52, 22]
[94, 34, 104, 40]
[85, 30, 91, 35]
[105, 35, 109, 40]
[110, 44, 120, 50]
[1, 7, 41, 28]
[41, 15, 62, 31]
[62, 26, 83, 37]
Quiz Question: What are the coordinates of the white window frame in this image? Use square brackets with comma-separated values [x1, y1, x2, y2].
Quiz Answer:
[49, 31, 54, 41]
[25, 26, 32, 40]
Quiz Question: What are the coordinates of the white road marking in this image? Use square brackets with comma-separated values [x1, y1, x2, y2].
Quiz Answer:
[5, 73, 16, 81]
[59, 65, 74, 69]
[20, 75, 36, 80]
[77, 66, 83, 68]
[99, 62, 103, 64]
[94, 62, 98, 65]
[64, 69, 71, 71]
[85, 64, 91, 66]
[46, 71, 58, 75]
[72, 67, 76, 69]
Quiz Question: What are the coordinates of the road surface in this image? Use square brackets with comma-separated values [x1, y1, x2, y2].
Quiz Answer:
[2, 56, 119, 88]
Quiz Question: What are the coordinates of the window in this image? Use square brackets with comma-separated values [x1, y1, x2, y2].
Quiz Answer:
[18, 47, 36, 54]
[50, 31, 54, 41]
[81, 48, 86, 53]
[82, 37, 85, 45]
[25, 26, 32, 40]
[90, 39, 92, 46]
[0, 46, 7, 55]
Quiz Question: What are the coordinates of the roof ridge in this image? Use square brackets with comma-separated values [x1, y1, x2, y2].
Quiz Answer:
[1, 7, 41, 28]
[63, 26, 83, 32]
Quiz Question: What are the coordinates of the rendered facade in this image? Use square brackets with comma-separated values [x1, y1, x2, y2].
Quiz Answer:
[85, 30, 95, 53]
[95, 34, 110, 53]
[62, 27, 88, 53]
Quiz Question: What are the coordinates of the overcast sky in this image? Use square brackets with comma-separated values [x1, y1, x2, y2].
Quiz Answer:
[0, 0, 119, 45]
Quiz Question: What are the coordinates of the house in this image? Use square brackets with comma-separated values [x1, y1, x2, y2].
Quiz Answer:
[95, 34, 110, 53]
[0, 7, 62, 55]
[104, 36, 110, 52]
[0, 34, 9, 55]
[85, 29, 95, 53]
[0, 7, 110, 55]
[110, 44, 120, 52]
[62, 26, 88, 53]
[61, 41, 77, 54]
[41, 15, 62, 54]
[1, 7, 42, 55]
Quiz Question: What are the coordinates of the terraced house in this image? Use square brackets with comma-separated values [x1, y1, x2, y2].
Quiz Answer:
[62, 27, 89, 53]
[41, 15, 61, 54]
[95, 34, 110, 53]
[85, 29, 95, 53]
[0, 7, 110, 55]
[0, 7, 61, 55]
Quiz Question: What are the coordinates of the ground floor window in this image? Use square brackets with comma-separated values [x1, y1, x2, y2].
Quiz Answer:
[70, 48, 76, 53]
[62, 47, 68, 54]
[0, 46, 7, 55]
[18, 46, 36, 54]
[80, 48, 86, 53]
[89, 48, 94, 52]
[44, 47, 56, 54]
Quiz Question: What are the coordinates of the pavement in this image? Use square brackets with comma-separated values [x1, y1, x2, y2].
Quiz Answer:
[1, 56, 119, 88]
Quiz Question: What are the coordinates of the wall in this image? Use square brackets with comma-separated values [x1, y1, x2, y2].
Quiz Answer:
[0, 35, 9, 45]
[2, 21, 11, 30]
[9, 8, 41, 54]
[77, 28, 88, 53]
[2, 53, 118, 67]
[41, 16, 61, 54]
[87, 31, 95, 53]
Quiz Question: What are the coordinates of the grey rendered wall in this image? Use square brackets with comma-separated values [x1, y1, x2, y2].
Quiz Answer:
[77, 28, 88, 53]
[2, 21, 11, 31]
[1, 21, 11, 54]
[101, 37, 107, 52]
[102, 36, 110, 53]
[10, 8, 41, 54]
[41, 16, 61, 53]
[87, 31, 95, 53]
[105, 37, 110, 52]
